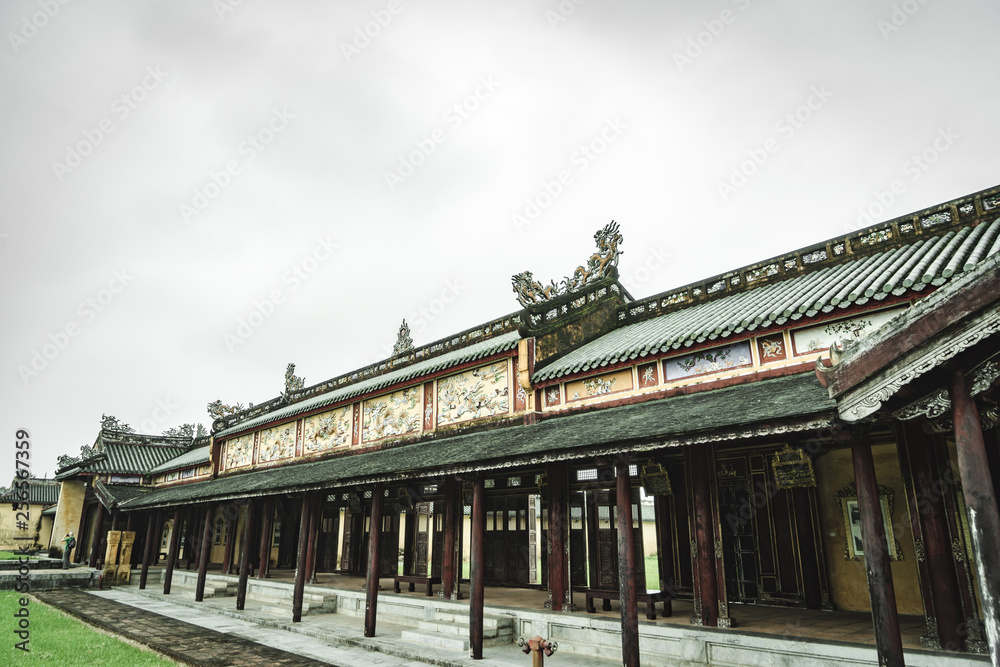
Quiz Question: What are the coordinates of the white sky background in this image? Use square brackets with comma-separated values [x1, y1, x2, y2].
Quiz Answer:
[1, 0, 998, 485]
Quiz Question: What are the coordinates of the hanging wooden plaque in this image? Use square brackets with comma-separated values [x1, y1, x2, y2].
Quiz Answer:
[771, 445, 816, 489]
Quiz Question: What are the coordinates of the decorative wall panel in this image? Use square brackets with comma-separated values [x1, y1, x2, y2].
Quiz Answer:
[637, 362, 659, 388]
[756, 333, 787, 363]
[565, 369, 634, 402]
[437, 362, 510, 426]
[224, 434, 254, 470]
[258, 423, 297, 463]
[791, 307, 906, 356]
[663, 340, 753, 381]
[363, 386, 422, 442]
[303, 405, 353, 454]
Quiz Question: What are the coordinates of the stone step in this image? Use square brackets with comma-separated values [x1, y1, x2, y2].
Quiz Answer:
[250, 591, 338, 616]
[245, 590, 334, 606]
[400, 629, 513, 651]
[259, 600, 335, 616]
[416, 620, 508, 639]
[167, 582, 237, 598]
[432, 611, 514, 630]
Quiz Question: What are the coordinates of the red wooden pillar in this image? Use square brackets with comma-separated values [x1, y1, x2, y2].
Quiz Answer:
[898, 421, 965, 649]
[293, 495, 313, 622]
[221, 504, 237, 575]
[258, 498, 275, 580]
[949, 370, 1000, 659]
[470, 476, 486, 660]
[195, 504, 215, 602]
[139, 510, 160, 590]
[615, 456, 640, 667]
[163, 509, 182, 595]
[89, 503, 107, 568]
[653, 494, 675, 609]
[305, 493, 320, 584]
[441, 478, 458, 600]
[364, 484, 385, 637]
[236, 501, 256, 610]
[689, 445, 719, 626]
[546, 461, 568, 611]
[851, 430, 904, 667]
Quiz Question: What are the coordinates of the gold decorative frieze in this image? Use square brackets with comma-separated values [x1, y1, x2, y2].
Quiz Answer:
[258, 423, 296, 463]
[566, 369, 633, 403]
[303, 405, 353, 454]
[224, 434, 254, 469]
[363, 386, 422, 442]
[437, 362, 510, 427]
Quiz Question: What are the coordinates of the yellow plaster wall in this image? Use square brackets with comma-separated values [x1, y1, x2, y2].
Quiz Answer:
[51, 480, 85, 559]
[815, 442, 922, 614]
[0, 503, 52, 550]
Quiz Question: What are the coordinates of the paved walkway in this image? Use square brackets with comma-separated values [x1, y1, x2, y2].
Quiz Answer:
[35, 588, 618, 667]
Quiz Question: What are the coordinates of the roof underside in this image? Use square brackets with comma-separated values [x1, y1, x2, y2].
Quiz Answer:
[535, 218, 1000, 381]
[216, 331, 521, 437]
[122, 372, 834, 510]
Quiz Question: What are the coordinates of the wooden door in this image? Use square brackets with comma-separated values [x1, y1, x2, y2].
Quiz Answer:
[414, 502, 431, 576]
[317, 507, 339, 572]
[590, 489, 645, 590]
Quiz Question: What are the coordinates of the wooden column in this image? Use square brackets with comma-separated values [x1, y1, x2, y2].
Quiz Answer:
[615, 457, 640, 667]
[441, 478, 458, 600]
[402, 505, 416, 577]
[305, 494, 320, 584]
[258, 498, 274, 580]
[898, 421, 965, 649]
[364, 484, 385, 637]
[292, 495, 313, 622]
[163, 509, 182, 595]
[236, 501, 256, 610]
[470, 476, 486, 660]
[949, 370, 1000, 659]
[851, 431, 904, 667]
[653, 494, 676, 605]
[546, 461, 568, 611]
[89, 503, 107, 568]
[195, 504, 215, 602]
[689, 445, 719, 626]
[221, 504, 237, 575]
[139, 510, 160, 590]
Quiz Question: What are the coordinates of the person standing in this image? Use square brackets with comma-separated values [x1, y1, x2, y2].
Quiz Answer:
[62, 532, 75, 569]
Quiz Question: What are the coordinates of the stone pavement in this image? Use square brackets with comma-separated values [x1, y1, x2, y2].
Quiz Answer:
[35, 588, 618, 667]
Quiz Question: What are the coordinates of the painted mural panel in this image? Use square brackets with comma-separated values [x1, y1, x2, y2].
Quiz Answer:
[566, 369, 634, 402]
[303, 405, 352, 454]
[258, 423, 297, 463]
[791, 306, 906, 356]
[363, 386, 422, 442]
[637, 362, 659, 388]
[756, 333, 787, 363]
[437, 362, 510, 426]
[663, 340, 753, 381]
[224, 434, 254, 470]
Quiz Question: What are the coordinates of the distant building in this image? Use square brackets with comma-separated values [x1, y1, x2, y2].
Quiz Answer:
[0, 477, 59, 551]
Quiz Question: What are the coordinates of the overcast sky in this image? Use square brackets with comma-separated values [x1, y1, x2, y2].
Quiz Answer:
[2, 0, 998, 486]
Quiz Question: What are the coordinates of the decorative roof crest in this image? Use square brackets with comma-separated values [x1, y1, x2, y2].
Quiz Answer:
[207, 400, 247, 420]
[283, 363, 305, 397]
[393, 319, 414, 356]
[512, 220, 624, 307]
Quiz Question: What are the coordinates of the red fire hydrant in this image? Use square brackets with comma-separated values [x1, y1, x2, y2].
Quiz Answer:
[518, 635, 558, 667]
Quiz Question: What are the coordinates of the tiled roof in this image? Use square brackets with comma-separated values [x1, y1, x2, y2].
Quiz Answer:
[0, 478, 60, 505]
[122, 372, 835, 509]
[148, 445, 211, 475]
[94, 479, 150, 510]
[216, 331, 521, 437]
[85, 442, 189, 476]
[534, 217, 1000, 382]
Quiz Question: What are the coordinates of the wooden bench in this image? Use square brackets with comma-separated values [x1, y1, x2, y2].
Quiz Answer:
[393, 575, 442, 596]
[584, 588, 671, 620]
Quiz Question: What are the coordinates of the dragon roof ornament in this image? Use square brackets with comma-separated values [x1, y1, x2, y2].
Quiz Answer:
[511, 220, 623, 307]
[393, 319, 414, 356]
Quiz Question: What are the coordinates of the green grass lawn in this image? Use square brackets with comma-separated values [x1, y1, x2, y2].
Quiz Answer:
[0, 551, 31, 560]
[0, 591, 178, 665]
